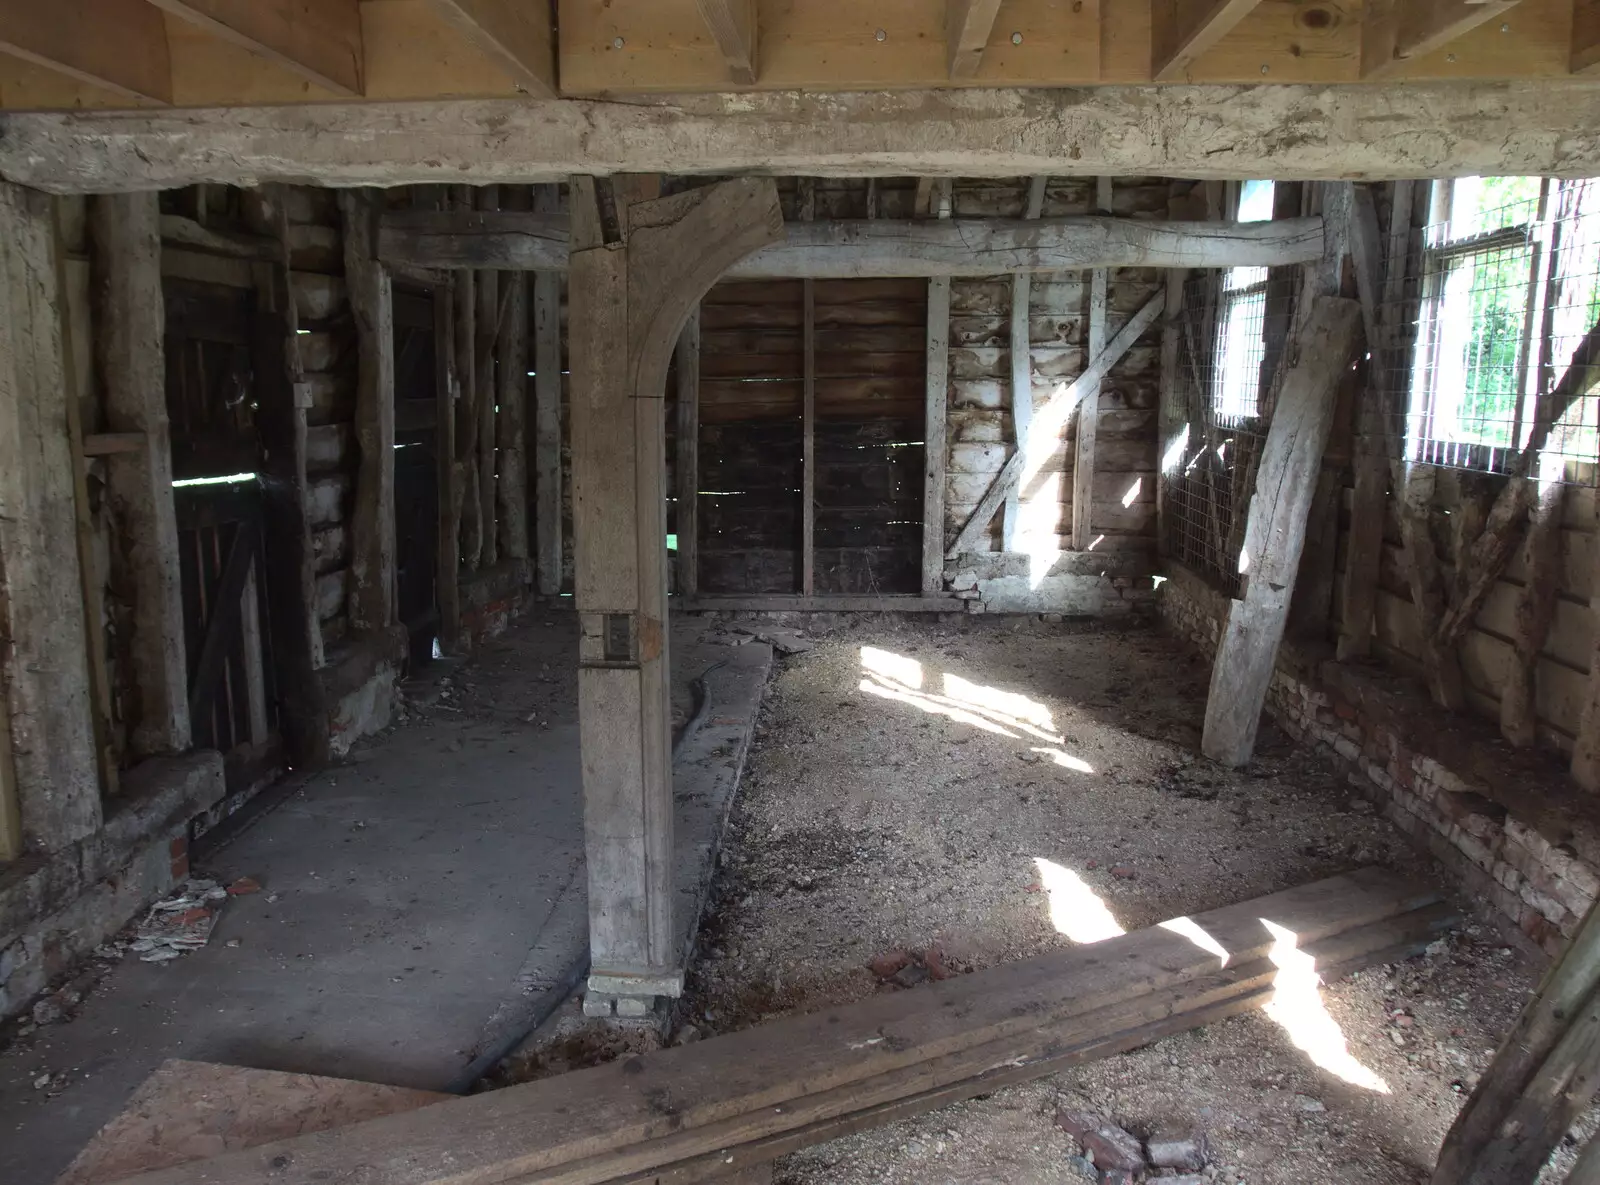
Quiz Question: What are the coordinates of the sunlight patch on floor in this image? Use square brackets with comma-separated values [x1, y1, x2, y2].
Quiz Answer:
[857, 647, 1095, 771]
[1260, 919, 1390, 1094]
[1034, 857, 1126, 943]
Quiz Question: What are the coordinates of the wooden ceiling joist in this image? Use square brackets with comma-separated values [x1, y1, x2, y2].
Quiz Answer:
[146, 0, 363, 95]
[426, 0, 557, 96]
[947, 0, 1003, 79]
[1362, 0, 1525, 79]
[0, 0, 171, 103]
[1576, 0, 1600, 72]
[1151, 0, 1267, 82]
[694, 0, 757, 85]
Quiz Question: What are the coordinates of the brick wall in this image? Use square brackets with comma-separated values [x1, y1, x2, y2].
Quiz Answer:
[1160, 562, 1600, 957]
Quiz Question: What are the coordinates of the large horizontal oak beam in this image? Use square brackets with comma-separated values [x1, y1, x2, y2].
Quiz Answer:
[377, 210, 1326, 276]
[8, 83, 1600, 193]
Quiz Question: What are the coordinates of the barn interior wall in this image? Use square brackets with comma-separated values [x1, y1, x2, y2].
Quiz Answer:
[1156, 176, 1600, 952]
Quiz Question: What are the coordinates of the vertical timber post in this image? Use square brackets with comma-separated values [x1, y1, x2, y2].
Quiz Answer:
[90, 191, 190, 756]
[1073, 176, 1112, 550]
[534, 185, 564, 599]
[1201, 184, 1358, 767]
[674, 310, 700, 598]
[339, 189, 397, 636]
[0, 182, 101, 848]
[1003, 175, 1047, 550]
[570, 177, 784, 1015]
[800, 178, 816, 595]
[922, 179, 952, 595]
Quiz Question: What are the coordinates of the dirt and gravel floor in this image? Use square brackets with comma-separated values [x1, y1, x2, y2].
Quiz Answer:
[519, 614, 1592, 1185]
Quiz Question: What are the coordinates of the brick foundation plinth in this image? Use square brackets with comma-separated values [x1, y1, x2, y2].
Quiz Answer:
[1159, 563, 1600, 957]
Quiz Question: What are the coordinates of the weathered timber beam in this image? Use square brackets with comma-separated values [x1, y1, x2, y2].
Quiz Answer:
[947, 0, 1003, 79]
[1201, 296, 1364, 767]
[376, 212, 1325, 276]
[1578, 0, 1600, 73]
[1363, 0, 1524, 79]
[425, 0, 556, 97]
[1152, 0, 1267, 82]
[146, 0, 363, 96]
[378, 208, 567, 270]
[695, 0, 757, 85]
[12, 84, 1600, 193]
[1432, 897, 1600, 1184]
[0, 0, 171, 103]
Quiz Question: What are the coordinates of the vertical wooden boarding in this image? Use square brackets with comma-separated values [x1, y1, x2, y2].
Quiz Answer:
[339, 189, 397, 635]
[922, 275, 951, 593]
[533, 186, 563, 598]
[1573, 532, 1600, 790]
[674, 311, 700, 597]
[1073, 177, 1113, 550]
[497, 267, 530, 563]
[800, 178, 817, 595]
[435, 270, 461, 653]
[474, 222, 499, 572]
[1003, 175, 1047, 551]
[451, 188, 478, 584]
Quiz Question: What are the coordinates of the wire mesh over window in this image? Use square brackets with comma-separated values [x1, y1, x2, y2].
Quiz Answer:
[1385, 176, 1600, 485]
[1161, 266, 1300, 597]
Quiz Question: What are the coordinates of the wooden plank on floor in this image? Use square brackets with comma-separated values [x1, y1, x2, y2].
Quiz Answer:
[105, 868, 1445, 1185]
[59, 1061, 446, 1185]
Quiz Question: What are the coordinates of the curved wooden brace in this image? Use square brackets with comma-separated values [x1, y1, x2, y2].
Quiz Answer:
[624, 177, 784, 405]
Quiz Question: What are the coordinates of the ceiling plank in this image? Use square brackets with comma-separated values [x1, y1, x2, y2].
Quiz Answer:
[559, 0, 1102, 93]
[0, 0, 171, 102]
[1362, 0, 1524, 79]
[694, 0, 757, 84]
[947, 0, 1003, 78]
[146, 0, 362, 96]
[427, 0, 556, 96]
[1576, 0, 1600, 73]
[1150, 0, 1266, 82]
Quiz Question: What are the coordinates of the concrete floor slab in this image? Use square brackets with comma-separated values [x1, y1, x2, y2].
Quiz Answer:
[0, 614, 769, 1185]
